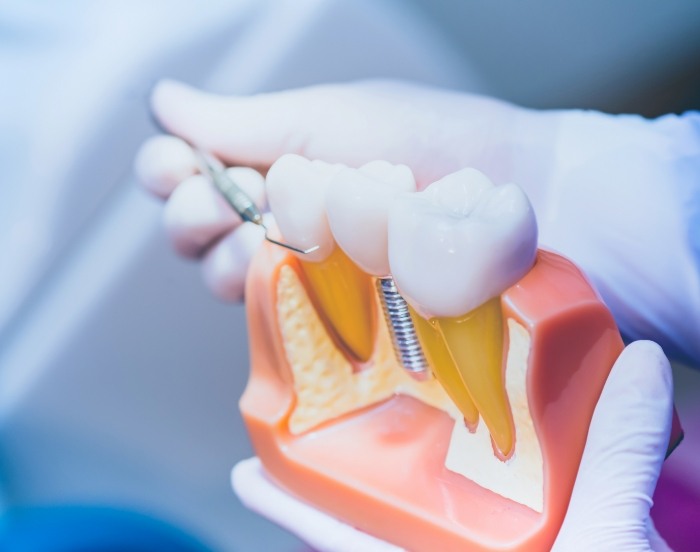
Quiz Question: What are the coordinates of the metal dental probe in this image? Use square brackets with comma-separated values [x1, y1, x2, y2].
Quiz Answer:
[195, 150, 319, 256]
[376, 277, 431, 381]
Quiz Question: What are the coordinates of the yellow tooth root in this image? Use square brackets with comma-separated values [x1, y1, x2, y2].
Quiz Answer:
[299, 247, 376, 363]
[410, 308, 479, 428]
[437, 297, 514, 458]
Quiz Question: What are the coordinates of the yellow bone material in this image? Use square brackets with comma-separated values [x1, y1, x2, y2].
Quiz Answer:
[436, 297, 514, 457]
[410, 307, 479, 428]
[299, 247, 377, 363]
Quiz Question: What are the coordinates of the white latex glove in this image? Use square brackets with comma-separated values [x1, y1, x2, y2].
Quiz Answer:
[135, 79, 700, 364]
[230, 341, 674, 552]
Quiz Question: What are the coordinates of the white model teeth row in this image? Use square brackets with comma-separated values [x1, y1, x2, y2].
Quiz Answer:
[266, 154, 538, 317]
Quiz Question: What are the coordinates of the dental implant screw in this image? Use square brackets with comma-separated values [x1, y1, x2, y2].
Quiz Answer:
[377, 277, 431, 381]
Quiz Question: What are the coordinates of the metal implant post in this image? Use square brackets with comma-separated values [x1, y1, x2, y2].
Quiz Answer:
[376, 277, 431, 381]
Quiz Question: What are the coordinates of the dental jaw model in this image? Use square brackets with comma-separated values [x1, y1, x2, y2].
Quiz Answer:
[241, 157, 627, 550]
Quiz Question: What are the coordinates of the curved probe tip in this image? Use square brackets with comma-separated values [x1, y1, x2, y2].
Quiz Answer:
[263, 232, 320, 255]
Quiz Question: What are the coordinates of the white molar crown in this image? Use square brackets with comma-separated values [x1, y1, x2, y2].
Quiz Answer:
[388, 168, 538, 319]
[266, 154, 344, 262]
[326, 161, 416, 276]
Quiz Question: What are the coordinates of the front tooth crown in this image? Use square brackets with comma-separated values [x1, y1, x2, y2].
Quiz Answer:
[389, 168, 538, 319]
[266, 154, 343, 263]
[326, 161, 416, 276]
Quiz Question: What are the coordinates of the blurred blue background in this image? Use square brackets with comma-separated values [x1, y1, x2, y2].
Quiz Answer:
[1, 1, 699, 550]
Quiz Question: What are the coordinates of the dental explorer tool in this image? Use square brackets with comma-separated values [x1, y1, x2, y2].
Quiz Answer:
[196, 151, 319, 256]
[376, 277, 431, 381]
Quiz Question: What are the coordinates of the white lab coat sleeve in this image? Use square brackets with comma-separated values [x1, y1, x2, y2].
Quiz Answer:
[538, 110, 700, 364]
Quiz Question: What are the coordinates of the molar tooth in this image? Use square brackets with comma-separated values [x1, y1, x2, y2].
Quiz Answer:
[389, 168, 538, 457]
[389, 168, 537, 319]
[266, 155, 376, 362]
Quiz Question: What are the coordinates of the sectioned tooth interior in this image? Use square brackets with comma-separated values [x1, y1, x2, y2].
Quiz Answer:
[267, 154, 377, 362]
[435, 298, 512, 456]
[389, 168, 538, 458]
[298, 247, 376, 363]
[410, 307, 479, 428]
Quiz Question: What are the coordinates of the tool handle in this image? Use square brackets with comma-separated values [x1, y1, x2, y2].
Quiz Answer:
[212, 171, 263, 225]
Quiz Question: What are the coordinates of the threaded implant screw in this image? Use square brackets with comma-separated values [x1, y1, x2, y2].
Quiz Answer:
[376, 277, 430, 381]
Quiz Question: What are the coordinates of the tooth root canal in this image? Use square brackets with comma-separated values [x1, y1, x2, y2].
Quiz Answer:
[299, 247, 377, 363]
[436, 297, 514, 458]
[410, 307, 479, 428]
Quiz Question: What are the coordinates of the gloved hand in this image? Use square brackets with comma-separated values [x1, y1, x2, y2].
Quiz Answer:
[135, 79, 700, 364]
[229, 341, 674, 551]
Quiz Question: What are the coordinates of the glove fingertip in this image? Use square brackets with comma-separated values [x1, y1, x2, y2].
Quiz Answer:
[616, 340, 673, 403]
[202, 223, 265, 302]
[150, 79, 212, 138]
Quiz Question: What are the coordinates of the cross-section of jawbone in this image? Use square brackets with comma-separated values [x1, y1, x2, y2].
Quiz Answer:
[240, 169, 678, 551]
